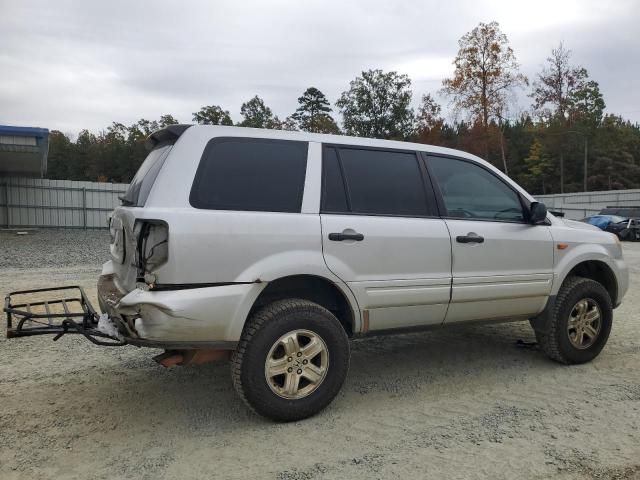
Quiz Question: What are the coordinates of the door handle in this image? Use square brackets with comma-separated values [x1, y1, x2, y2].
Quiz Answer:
[456, 233, 484, 244]
[329, 232, 364, 241]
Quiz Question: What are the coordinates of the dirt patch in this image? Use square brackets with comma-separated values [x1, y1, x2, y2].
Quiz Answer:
[1, 230, 639, 479]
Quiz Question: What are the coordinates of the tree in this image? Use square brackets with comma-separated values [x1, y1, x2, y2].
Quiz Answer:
[159, 114, 179, 127]
[524, 138, 555, 194]
[336, 69, 414, 139]
[133, 119, 160, 137]
[530, 43, 605, 125]
[192, 105, 233, 125]
[238, 95, 281, 129]
[530, 43, 574, 120]
[588, 115, 640, 190]
[73, 129, 98, 179]
[530, 44, 606, 190]
[441, 21, 527, 129]
[291, 87, 340, 133]
[279, 116, 299, 131]
[46, 131, 75, 179]
[38, 61, 640, 194]
[415, 94, 444, 145]
[568, 69, 605, 126]
[311, 115, 340, 135]
[416, 94, 443, 130]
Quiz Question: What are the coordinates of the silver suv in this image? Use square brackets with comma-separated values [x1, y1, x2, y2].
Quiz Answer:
[98, 124, 628, 421]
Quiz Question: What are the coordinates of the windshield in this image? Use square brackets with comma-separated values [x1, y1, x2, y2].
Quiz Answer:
[120, 144, 172, 206]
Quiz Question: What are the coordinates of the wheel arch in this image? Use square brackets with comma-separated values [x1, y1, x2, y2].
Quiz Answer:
[562, 260, 618, 304]
[246, 274, 359, 336]
[533, 256, 619, 335]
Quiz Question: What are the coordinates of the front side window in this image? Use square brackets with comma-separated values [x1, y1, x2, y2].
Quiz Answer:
[428, 156, 525, 222]
[321, 146, 429, 217]
[190, 138, 308, 212]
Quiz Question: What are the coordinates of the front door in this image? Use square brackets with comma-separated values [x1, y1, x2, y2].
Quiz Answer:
[426, 155, 554, 323]
[320, 146, 452, 332]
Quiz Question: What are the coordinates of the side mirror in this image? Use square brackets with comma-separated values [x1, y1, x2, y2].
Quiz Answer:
[529, 201, 548, 224]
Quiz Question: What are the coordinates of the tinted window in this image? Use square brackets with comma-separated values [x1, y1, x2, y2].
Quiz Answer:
[429, 156, 524, 222]
[190, 138, 308, 212]
[322, 147, 428, 216]
[121, 144, 172, 206]
[321, 147, 349, 213]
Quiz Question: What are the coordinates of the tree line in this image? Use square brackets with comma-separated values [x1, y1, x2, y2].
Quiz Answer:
[47, 21, 640, 194]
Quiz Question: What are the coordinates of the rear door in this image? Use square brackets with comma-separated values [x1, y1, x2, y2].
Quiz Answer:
[320, 145, 452, 332]
[426, 155, 554, 323]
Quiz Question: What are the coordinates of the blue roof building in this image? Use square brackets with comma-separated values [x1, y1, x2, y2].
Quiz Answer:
[0, 125, 49, 178]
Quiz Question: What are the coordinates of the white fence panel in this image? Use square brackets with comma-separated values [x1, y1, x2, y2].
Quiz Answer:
[537, 189, 640, 220]
[0, 177, 128, 229]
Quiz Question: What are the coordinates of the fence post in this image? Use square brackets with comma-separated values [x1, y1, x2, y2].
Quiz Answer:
[82, 187, 87, 229]
[5, 178, 10, 228]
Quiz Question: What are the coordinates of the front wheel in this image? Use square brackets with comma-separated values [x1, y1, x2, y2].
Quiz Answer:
[536, 276, 612, 364]
[231, 299, 350, 421]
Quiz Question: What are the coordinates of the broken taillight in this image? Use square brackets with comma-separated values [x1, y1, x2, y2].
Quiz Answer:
[134, 220, 169, 281]
[109, 216, 126, 265]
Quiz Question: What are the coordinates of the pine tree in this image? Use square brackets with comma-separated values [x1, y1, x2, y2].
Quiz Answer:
[291, 87, 340, 133]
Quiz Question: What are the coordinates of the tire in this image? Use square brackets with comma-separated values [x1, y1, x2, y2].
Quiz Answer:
[536, 276, 612, 364]
[231, 299, 350, 421]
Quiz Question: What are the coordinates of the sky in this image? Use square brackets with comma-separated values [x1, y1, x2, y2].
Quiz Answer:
[1, 0, 639, 136]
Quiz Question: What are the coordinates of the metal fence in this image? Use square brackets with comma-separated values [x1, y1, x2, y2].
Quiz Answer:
[537, 189, 640, 220]
[0, 177, 127, 229]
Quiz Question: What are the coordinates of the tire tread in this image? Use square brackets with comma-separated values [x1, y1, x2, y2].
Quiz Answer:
[230, 299, 348, 420]
[537, 276, 612, 364]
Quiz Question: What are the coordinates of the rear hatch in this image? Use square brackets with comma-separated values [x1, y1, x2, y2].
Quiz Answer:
[108, 125, 189, 293]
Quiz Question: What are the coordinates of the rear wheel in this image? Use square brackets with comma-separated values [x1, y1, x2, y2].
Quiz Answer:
[231, 299, 350, 421]
[536, 276, 612, 364]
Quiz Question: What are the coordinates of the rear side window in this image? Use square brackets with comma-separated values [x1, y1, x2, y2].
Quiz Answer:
[121, 144, 172, 206]
[190, 138, 308, 212]
[321, 146, 429, 216]
[321, 147, 349, 213]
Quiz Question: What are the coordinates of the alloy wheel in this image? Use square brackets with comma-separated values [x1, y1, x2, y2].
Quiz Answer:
[264, 329, 329, 399]
[567, 298, 602, 350]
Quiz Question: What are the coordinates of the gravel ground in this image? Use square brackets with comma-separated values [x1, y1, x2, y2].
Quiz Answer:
[0, 229, 110, 270]
[1, 229, 639, 480]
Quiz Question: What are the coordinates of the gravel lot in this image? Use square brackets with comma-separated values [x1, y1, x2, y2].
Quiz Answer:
[1, 229, 639, 480]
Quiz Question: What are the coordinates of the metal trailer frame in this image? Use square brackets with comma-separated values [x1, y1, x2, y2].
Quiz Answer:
[4, 286, 125, 346]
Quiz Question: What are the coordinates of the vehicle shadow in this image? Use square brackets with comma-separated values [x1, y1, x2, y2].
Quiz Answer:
[72, 319, 549, 430]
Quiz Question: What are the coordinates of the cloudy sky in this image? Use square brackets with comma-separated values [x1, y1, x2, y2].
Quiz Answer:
[1, 0, 639, 135]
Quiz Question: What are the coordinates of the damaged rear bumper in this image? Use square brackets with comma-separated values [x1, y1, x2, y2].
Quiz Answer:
[97, 264, 265, 348]
[5, 266, 263, 351]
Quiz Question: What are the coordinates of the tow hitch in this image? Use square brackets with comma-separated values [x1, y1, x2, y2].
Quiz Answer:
[4, 286, 126, 346]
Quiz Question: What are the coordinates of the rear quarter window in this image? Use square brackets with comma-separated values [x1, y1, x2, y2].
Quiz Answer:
[120, 144, 172, 206]
[189, 137, 308, 213]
